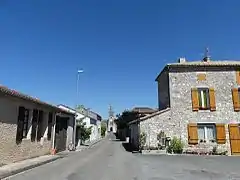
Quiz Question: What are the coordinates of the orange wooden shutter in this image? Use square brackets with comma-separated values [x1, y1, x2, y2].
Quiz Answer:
[228, 124, 240, 155]
[209, 88, 216, 111]
[236, 71, 240, 85]
[188, 123, 198, 144]
[216, 123, 226, 144]
[232, 88, 240, 111]
[191, 88, 199, 111]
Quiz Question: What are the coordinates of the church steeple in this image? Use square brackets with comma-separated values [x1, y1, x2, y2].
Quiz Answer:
[108, 104, 114, 118]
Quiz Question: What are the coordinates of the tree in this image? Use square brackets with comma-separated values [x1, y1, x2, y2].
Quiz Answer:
[77, 118, 92, 144]
[101, 121, 107, 137]
[116, 110, 139, 129]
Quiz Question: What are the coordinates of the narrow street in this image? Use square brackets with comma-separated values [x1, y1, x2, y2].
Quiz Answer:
[6, 134, 240, 180]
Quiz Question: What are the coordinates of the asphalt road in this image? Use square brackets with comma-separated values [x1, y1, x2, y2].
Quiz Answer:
[6, 135, 240, 180]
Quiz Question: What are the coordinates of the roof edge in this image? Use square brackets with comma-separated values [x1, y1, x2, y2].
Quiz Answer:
[128, 108, 170, 125]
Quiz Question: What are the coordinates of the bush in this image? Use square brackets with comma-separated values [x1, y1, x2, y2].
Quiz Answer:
[167, 137, 184, 154]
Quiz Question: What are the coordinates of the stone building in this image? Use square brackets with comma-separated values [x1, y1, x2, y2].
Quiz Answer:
[0, 85, 75, 165]
[129, 56, 240, 155]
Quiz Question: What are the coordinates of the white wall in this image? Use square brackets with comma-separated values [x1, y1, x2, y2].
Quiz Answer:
[58, 105, 100, 143]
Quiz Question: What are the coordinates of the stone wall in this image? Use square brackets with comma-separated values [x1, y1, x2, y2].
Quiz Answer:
[168, 69, 239, 153]
[0, 94, 56, 165]
[140, 109, 171, 148]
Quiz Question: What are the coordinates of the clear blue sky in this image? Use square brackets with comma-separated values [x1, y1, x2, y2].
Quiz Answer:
[1, 0, 240, 118]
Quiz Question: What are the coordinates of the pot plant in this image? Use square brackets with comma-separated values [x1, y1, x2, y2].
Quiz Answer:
[167, 136, 184, 154]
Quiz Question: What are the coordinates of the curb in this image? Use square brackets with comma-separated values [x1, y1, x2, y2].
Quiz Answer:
[0, 156, 62, 179]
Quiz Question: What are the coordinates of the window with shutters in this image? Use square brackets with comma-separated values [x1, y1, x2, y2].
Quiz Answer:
[197, 124, 216, 143]
[16, 107, 30, 143]
[47, 112, 53, 140]
[22, 109, 30, 138]
[198, 88, 210, 110]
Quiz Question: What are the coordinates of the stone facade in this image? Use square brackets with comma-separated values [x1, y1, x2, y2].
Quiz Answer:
[129, 109, 171, 149]
[168, 70, 240, 153]
[0, 93, 57, 165]
[140, 109, 171, 148]
[156, 62, 240, 154]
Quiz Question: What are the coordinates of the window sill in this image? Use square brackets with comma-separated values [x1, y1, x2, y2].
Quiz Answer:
[197, 109, 211, 113]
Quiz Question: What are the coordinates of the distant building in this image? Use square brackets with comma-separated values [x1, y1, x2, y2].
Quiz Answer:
[58, 105, 102, 146]
[107, 105, 117, 133]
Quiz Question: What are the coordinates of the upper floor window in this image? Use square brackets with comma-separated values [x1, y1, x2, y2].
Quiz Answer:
[191, 87, 216, 111]
[198, 88, 210, 110]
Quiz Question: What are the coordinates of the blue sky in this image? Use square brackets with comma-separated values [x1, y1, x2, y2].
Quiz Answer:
[0, 0, 240, 118]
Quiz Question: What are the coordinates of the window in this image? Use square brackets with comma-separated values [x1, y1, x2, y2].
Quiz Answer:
[31, 109, 38, 142]
[47, 112, 53, 140]
[37, 110, 43, 141]
[198, 88, 210, 110]
[197, 124, 216, 143]
[22, 109, 29, 138]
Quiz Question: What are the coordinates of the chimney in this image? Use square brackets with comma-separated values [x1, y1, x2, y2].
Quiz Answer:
[203, 47, 211, 62]
[178, 57, 186, 63]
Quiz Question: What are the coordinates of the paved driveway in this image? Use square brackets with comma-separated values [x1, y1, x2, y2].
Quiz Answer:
[6, 136, 240, 180]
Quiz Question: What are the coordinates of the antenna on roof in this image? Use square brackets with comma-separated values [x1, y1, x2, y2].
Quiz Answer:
[203, 47, 211, 62]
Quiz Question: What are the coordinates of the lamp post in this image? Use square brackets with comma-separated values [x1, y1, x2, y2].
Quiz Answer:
[74, 69, 84, 147]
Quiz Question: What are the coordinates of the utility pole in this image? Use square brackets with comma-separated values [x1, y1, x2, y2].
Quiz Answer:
[74, 69, 83, 147]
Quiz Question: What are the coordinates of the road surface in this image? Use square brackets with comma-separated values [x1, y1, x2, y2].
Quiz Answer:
[6, 134, 240, 180]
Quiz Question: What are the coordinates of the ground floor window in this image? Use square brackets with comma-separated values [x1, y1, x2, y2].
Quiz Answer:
[16, 106, 30, 143]
[47, 112, 53, 140]
[197, 124, 216, 143]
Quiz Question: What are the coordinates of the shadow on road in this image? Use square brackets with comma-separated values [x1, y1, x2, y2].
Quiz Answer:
[110, 139, 123, 142]
[121, 142, 134, 152]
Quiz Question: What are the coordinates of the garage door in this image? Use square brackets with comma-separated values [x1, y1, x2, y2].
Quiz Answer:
[229, 124, 240, 155]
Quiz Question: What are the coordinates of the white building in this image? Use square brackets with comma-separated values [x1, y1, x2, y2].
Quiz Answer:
[57, 105, 102, 146]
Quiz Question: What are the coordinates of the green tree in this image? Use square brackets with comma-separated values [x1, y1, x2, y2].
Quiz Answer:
[101, 122, 107, 137]
[77, 119, 92, 144]
[116, 110, 139, 129]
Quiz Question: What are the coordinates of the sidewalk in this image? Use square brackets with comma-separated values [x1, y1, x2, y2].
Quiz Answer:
[0, 155, 62, 179]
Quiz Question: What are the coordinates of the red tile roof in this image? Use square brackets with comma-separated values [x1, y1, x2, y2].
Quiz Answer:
[0, 85, 74, 115]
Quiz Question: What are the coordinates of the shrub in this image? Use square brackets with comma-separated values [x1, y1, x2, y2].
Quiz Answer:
[139, 132, 147, 150]
[167, 136, 184, 154]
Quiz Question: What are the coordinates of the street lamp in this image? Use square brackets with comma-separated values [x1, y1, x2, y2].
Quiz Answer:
[74, 69, 84, 148]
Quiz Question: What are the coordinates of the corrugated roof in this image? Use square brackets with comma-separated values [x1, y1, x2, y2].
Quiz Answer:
[0, 85, 74, 115]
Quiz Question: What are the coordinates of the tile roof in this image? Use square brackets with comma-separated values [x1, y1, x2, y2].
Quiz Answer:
[0, 85, 74, 115]
[166, 60, 240, 67]
[128, 108, 170, 124]
[131, 107, 157, 114]
[155, 60, 240, 81]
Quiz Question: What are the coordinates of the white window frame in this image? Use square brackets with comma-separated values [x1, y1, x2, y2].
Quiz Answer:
[197, 123, 216, 143]
[197, 87, 210, 110]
